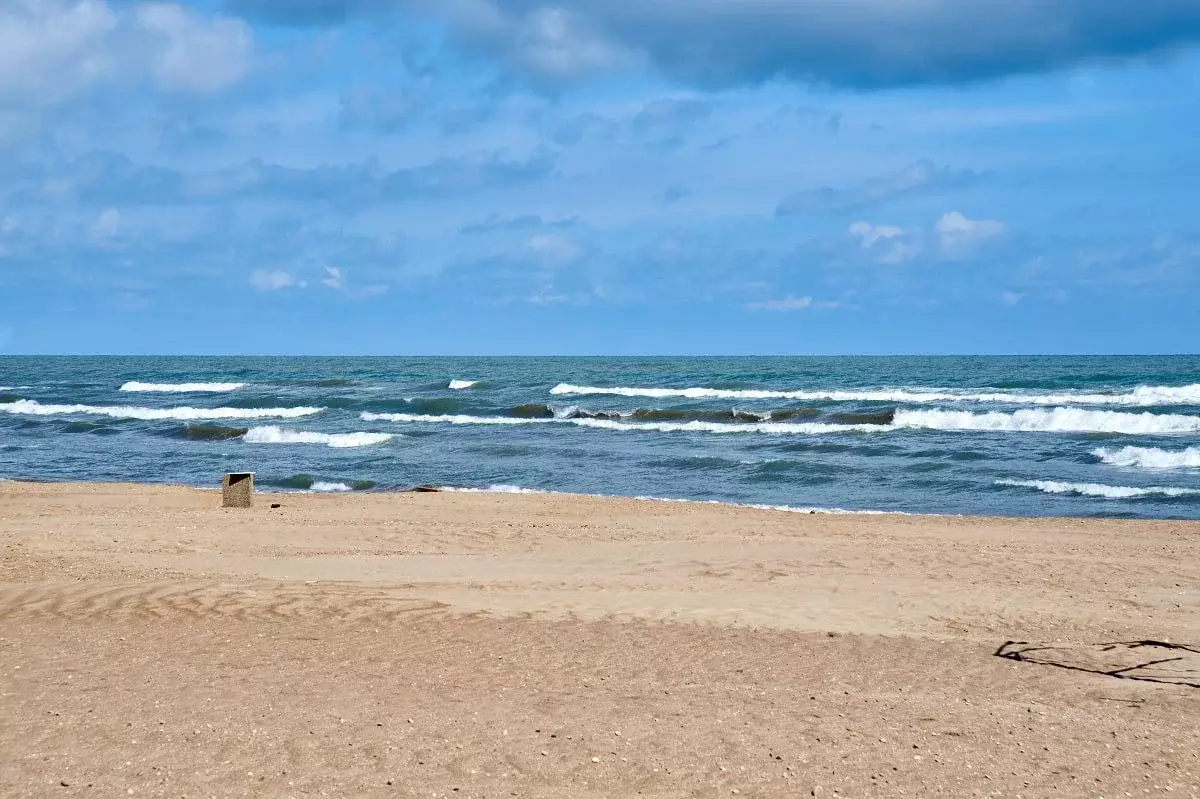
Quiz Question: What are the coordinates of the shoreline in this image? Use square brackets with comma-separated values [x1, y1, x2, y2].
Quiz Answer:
[7, 476, 1200, 522]
[3, 480, 1198, 795]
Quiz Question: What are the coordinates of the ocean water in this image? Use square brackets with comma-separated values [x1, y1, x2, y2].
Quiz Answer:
[1, 356, 1199, 519]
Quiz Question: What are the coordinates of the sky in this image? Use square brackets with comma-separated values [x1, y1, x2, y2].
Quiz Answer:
[1, 0, 1199, 355]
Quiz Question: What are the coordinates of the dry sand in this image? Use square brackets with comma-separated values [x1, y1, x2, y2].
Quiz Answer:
[1, 482, 1197, 797]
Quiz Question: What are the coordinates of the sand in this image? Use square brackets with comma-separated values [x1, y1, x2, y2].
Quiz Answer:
[1, 482, 1197, 797]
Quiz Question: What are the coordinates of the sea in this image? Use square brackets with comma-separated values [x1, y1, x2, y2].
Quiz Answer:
[1, 356, 1199, 519]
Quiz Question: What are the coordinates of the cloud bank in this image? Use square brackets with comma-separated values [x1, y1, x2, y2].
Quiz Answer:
[228, 0, 1200, 88]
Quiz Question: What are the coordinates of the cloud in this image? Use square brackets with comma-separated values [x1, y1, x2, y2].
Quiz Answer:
[777, 160, 976, 216]
[227, 0, 1200, 89]
[936, 211, 1005, 255]
[460, 214, 577, 236]
[1000, 291, 1025, 306]
[320, 266, 344, 289]
[745, 295, 837, 312]
[4, 150, 556, 208]
[249, 269, 297, 291]
[0, 0, 252, 103]
[849, 221, 919, 264]
[133, 3, 252, 93]
[524, 233, 581, 265]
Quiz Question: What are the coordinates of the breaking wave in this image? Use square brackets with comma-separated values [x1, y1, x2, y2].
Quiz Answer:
[0, 399, 322, 421]
[363, 412, 554, 426]
[449, 379, 480, 390]
[550, 383, 1200, 406]
[892, 407, 1200, 435]
[242, 426, 394, 448]
[997, 479, 1200, 499]
[1093, 446, 1200, 470]
[120, 381, 246, 393]
[442, 484, 898, 514]
[311, 481, 353, 492]
[363, 411, 878, 435]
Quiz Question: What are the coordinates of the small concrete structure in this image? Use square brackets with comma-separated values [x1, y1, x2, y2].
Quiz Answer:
[222, 472, 254, 508]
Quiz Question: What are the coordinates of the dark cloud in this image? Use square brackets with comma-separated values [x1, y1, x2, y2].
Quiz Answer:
[776, 160, 979, 216]
[459, 214, 578, 235]
[225, 0, 1200, 88]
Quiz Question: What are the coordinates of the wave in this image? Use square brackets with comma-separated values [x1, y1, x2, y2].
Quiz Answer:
[1093, 446, 1200, 470]
[242, 426, 394, 448]
[364, 407, 1200, 437]
[449, 379, 480, 390]
[311, 481, 353, 492]
[550, 383, 1200, 407]
[362, 412, 554, 426]
[0, 399, 323, 421]
[175, 424, 249, 441]
[362, 411, 876, 435]
[443, 484, 898, 514]
[276, 474, 376, 491]
[997, 479, 1200, 499]
[892, 408, 1200, 435]
[120, 381, 246, 393]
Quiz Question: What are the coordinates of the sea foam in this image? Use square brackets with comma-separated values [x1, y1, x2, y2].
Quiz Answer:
[311, 481, 354, 492]
[242, 426, 394, 448]
[892, 407, 1200, 435]
[120, 381, 245, 393]
[361, 411, 877, 435]
[449, 380, 479, 390]
[441, 484, 897, 514]
[1093, 446, 1200, 470]
[550, 382, 1200, 406]
[0, 399, 322, 421]
[997, 479, 1200, 499]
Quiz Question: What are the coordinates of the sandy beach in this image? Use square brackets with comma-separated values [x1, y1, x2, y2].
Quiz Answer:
[1, 482, 1197, 797]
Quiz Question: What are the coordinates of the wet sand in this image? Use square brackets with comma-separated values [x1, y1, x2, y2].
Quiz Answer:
[1, 482, 1198, 797]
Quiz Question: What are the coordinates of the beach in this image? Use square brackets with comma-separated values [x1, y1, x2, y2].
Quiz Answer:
[1, 482, 1197, 797]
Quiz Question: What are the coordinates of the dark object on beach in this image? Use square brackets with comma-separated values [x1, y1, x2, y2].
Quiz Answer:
[410, 485, 442, 493]
[996, 640, 1200, 688]
[222, 472, 254, 508]
[270, 503, 282, 509]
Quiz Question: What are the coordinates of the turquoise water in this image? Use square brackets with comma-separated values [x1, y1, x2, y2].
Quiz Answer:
[2, 356, 1199, 518]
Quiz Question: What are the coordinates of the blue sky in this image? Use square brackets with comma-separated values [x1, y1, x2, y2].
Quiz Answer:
[1, 0, 1199, 355]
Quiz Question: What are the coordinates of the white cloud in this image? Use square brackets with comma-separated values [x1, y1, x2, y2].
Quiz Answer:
[525, 233, 583, 265]
[746, 295, 838, 312]
[0, 0, 251, 104]
[936, 211, 1005, 254]
[135, 3, 251, 93]
[0, 0, 119, 102]
[849, 221, 918, 264]
[249, 269, 296, 291]
[321, 266, 344, 289]
[91, 207, 120, 238]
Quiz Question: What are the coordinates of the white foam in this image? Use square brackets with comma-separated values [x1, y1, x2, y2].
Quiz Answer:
[997, 479, 1200, 499]
[441, 484, 899, 514]
[362, 412, 554, 426]
[442, 484, 546, 494]
[311, 481, 354, 492]
[243, 426, 393, 448]
[570, 417, 874, 435]
[120, 381, 246, 393]
[0, 399, 322, 421]
[362, 411, 876, 435]
[1093, 446, 1200, 470]
[550, 383, 1200, 406]
[892, 407, 1200, 435]
[449, 380, 479, 390]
